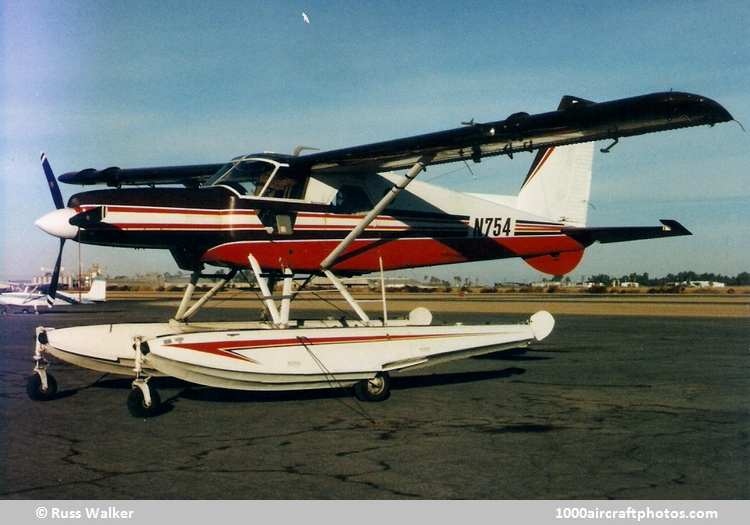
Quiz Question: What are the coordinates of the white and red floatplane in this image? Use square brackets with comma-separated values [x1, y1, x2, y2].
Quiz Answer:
[26, 91, 733, 416]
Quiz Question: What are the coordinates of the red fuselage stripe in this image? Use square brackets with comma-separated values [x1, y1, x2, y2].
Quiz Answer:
[166, 332, 472, 358]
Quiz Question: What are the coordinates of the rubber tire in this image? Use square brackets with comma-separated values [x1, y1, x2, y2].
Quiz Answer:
[26, 373, 58, 401]
[127, 386, 162, 418]
[353, 372, 391, 402]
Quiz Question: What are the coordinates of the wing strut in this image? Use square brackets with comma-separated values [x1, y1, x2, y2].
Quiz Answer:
[320, 156, 433, 270]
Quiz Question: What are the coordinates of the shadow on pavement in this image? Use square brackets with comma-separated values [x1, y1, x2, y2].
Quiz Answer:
[173, 366, 527, 404]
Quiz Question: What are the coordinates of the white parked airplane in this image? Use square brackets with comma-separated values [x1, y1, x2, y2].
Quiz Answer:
[0, 280, 106, 314]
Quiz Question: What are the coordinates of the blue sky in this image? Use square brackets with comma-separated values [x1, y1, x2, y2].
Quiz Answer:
[1, 0, 748, 282]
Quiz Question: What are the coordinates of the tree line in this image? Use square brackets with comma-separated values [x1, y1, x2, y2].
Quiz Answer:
[584, 271, 750, 286]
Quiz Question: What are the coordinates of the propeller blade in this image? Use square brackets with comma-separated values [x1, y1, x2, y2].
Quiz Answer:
[46, 238, 65, 306]
[41, 153, 65, 210]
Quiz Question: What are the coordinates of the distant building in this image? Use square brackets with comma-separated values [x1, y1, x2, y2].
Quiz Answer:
[609, 279, 639, 288]
[309, 276, 373, 290]
[33, 263, 103, 289]
[307, 276, 442, 291]
[682, 280, 726, 288]
[33, 272, 73, 288]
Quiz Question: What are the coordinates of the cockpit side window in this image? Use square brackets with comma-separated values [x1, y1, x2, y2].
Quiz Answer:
[259, 167, 307, 199]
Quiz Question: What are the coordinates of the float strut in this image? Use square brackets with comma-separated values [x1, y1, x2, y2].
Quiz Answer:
[177, 269, 237, 322]
[323, 269, 370, 323]
[174, 272, 199, 320]
[247, 254, 281, 325]
[279, 267, 293, 328]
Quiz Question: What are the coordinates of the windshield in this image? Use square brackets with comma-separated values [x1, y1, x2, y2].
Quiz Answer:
[207, 157, 307, 199]
[207, 159, 278, 196]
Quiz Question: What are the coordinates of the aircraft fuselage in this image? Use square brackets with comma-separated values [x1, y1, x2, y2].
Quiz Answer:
[60, 180, 581, 275]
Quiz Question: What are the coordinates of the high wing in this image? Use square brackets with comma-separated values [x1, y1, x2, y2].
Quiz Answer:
[58, 91, 732, 186]
[299, 92, 730, 173]
[58, 163, 225, 188]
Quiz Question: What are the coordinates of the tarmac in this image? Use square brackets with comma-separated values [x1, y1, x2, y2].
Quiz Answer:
[0, 299, 748, 499]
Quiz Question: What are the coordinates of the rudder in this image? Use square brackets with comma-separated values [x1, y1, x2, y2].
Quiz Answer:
[516, 142, 594, 227]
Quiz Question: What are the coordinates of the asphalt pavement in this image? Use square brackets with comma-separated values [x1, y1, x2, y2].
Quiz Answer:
[1, 301, 747, 499]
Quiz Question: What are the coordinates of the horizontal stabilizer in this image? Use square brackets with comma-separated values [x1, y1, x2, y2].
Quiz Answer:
[562, 219, 691, 246]
[52, 292, 80, 305]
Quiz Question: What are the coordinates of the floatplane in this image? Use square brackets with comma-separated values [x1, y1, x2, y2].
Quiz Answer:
[0, 279, 106, 314]
[28, 91, 732, 416]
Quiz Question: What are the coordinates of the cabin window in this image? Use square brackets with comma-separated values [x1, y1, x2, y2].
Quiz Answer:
[333, 185, 373, 213]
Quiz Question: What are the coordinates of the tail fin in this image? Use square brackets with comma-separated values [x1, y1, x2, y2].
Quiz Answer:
[83, 280, 107, 302]
[516, 142, 594, 227]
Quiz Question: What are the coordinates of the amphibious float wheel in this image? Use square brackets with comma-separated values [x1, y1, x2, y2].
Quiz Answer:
[354, 372, 391, 402]
[127, 385, 162, 418]
[26, 372, 58, 401]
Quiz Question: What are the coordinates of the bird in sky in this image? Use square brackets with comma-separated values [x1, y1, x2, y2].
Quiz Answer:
[302, 12, 310, 24]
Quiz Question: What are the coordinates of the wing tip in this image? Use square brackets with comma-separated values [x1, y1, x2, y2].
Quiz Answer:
[557, 95, 596, 110]
[659, 219, 692, 236]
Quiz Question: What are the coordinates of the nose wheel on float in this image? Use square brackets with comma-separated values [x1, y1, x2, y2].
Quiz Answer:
[26, 327, 58, 401]
[26, 370, 58, 401]
[127, 379, 161, 418]
[127, 336, 161, 418]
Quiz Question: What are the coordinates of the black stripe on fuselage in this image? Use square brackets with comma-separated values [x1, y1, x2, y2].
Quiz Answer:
[515, 219, 564, 227]
[71, 186, 472, 251]
[69, 186, 470, 222]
